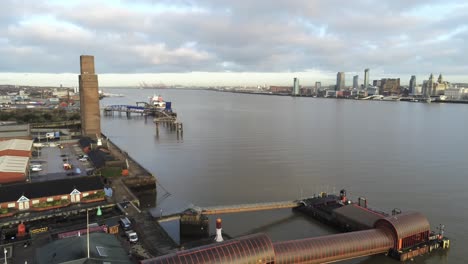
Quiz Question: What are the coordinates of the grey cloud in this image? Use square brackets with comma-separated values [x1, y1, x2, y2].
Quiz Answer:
[0, 0, 467, 76]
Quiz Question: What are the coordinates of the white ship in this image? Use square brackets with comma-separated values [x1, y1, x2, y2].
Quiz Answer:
[149, 94, 166, 109]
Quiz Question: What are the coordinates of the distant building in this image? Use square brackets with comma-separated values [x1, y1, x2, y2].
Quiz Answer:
[364, 69, 370, 90]
[315, 82, 322, 94]
[269, 86, 292, 94]
[325, 90, 337, 98]
[366, 86, 379, 96]
[445, 87, 468, 100]
[0, 96, 12, 105]
[293, 78, 300, 96]
[380, 78, 401, 95]
[409, 75, 416, 94]
[336, 72, 345, 91]
[422, 73, 449, 97]
[0, 124, 31, 140]
[373, 80, 382, 87]
[353, 75, 359, 89]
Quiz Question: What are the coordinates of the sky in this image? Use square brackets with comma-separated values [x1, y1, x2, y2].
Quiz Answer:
[1, 0, 468, 87]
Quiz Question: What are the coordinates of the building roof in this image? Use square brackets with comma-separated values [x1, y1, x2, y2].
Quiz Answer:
[0, 176, 104, 203]
[375, 212, 430, 240]
[333, 204, 385, 229]
[0, 139, 33, 152]
[36, 233, 132, 264]
[0, 155, 29, 173]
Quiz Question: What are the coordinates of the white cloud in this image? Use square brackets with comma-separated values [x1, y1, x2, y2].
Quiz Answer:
[0, 0, 468, 85]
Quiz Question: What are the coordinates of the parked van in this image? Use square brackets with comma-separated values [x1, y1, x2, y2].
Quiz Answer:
[120, 217, 132, 230]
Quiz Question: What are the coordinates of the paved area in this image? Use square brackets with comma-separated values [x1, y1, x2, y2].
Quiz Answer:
[30, 142, 92, 182]
[1, 138, 177, 263]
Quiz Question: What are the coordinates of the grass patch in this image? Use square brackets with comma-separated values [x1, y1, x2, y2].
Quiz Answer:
[82, 191, 105, 201]
[32, 199, 69, 208]
[99, 167, 122, 178]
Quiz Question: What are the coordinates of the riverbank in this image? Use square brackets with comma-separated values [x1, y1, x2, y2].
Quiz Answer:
[102, 133, 179, 256]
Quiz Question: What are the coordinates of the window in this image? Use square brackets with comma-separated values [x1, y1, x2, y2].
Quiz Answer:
[8, 203, 15, 208]
[83, 193, 89, 197]
[47, 197, 54, 202]
[32, 200, 39, 205]
[61, 196, 68, 200]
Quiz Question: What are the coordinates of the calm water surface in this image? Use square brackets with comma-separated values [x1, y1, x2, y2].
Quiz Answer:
[101, 88, 468, 263]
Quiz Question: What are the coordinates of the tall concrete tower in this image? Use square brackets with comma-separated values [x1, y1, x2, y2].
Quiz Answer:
[293, 77, 300, 96]
[364, 68, 369, 90]
[79, 55, 101, 138]
[336, 72, 345, 91]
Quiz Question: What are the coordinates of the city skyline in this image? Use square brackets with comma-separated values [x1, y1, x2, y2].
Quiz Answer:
[1, 0, 468, 86]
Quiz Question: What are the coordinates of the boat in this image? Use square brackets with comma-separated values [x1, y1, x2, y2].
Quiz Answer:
[149, 94, 166, 109]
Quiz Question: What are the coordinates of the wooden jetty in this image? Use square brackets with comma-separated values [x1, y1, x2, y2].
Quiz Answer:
[153, 111, 183, 137]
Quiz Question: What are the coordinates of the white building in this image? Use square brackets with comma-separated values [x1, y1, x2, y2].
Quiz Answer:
[444, 88, 468, 100]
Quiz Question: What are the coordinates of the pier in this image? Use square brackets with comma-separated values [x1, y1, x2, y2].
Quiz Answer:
[202, 201, 300, 214]
[153, 111, 183, 137]
[103, 104, 178, 119]
[156, 200, 302, 221]
[149, 190, 450, 263]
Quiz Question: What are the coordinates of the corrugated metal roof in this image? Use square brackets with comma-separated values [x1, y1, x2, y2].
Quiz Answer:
[142, 233, 275, 264]
[274, 229, 394, 263]
[375, 212, 430, 240]
[0, 155, 29, 173]
[0, 139, 33, 152]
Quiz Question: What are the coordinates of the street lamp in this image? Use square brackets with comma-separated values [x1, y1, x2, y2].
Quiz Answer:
[4, 248, 7, 264]
[87, 209, 90, 259]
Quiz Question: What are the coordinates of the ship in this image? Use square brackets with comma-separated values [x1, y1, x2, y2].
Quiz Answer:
[149, 94, 166, 110]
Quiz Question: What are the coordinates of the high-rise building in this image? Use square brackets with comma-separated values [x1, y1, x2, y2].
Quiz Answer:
[336, 72, 345, 91]
[364, 68, 370, 90]
[409, 75, 416, 94]
[422, 73, 449, 97]
[315, 82, 321, 92]
[353, 75, 359, 89]
[79, 55, 101, 137]
[380, 78, 401, 95]
[293, 77, 300, 96]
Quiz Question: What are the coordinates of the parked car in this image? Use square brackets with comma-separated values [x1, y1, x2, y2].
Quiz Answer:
[30, 166, 42, 172]
[119, 217, 132, 230]
[63, 163, 72, 170]
[125, 230, 138, 243]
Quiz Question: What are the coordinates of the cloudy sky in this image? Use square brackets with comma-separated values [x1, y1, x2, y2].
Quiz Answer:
[1, 0, 467, 87]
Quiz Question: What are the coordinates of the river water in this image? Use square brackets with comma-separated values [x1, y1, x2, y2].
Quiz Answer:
[101, 88, 468, 263]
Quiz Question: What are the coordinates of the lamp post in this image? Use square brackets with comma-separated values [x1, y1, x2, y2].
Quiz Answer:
[4, 248, 7, 264]
[87, 209, 90, 259]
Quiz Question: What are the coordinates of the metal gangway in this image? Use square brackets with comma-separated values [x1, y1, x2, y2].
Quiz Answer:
[157, 200, 302, 222]
[201, 200, 301, 215]
[103, 105, 147, 115]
